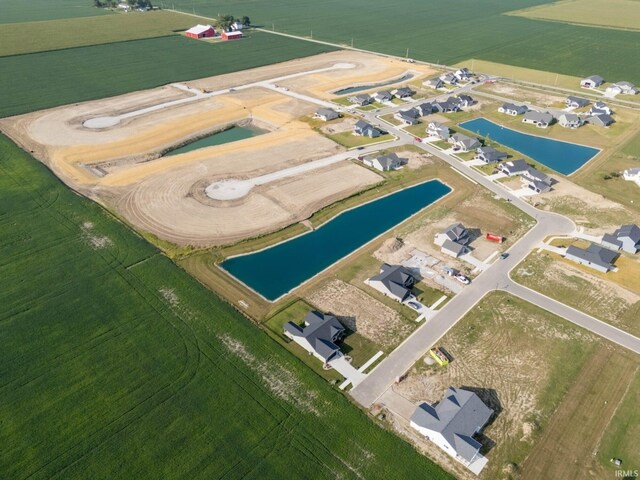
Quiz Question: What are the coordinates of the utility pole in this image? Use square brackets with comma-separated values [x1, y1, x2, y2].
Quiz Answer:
[272, 23, 275, 31]
[310, 30, 313, 39]
[351, 38, 354, 47]
[406, 48, 409, 58]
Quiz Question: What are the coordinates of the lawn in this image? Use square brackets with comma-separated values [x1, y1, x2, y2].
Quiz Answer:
[171, 0, 640, 83]
[0, 11, 194, 57]
[0, 0, 113, 23]
[0, 134, 454, 479]
[325, 131, 394, 148]
[0, 32, 336, 118]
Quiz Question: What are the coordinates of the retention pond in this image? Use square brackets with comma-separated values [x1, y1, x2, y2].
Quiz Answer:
[334, 73, 414, 95]
[165, 125, 265, 156]
[221, 179, 451, 301]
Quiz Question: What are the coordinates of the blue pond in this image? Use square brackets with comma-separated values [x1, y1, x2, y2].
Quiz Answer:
[222, 180, 451, 301]
[459, 117, 600, 175]
[334, 73, 414, 95]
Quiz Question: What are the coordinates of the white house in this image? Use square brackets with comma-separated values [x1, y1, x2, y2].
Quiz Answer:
[623, 167, 640, 186]
[522, 111, 554, 128]
[427, 121, 450, 140]
[498, 103, 527, 116]
[314, 108, 340, 121]
[609, 81, 638, 96]
[284, 311, 345, 365]
[423, 78, 443, 89]
[580, 75, 604, 88]
[558, 113, 582, 129]
[448, 133, 481, 152]
[363, 153, 405, 172]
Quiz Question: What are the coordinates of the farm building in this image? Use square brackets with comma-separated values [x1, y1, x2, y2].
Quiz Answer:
[623, 168, 640, 187]
[580, 75, 604, 88]
[185, 24, 215, 39]
[558, 113, 582, 129]
[367, 263, 415, 302]
[498, 103, 527, 116]
[314, 108, 340, 121]
[522, 111, 554, 128]
[565, 244, 617, 272]
[221, 31, 243, 40]
[363, 153, 405, 172]
[230, 21, 244, 31]
[410, 387, 493, 471]
[284, 311, 345, 365]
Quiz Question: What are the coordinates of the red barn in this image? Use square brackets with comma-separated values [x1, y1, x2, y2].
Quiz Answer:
[185, 24, 215, 39]
[221, 31, 243, 40]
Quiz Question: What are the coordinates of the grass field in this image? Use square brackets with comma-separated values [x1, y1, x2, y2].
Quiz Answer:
[0, 134, 455, 478]
[0, 32, 336, 118]
[508, 0, 640, 31]
[0, 0, 113, 23]
[0, 11, 193, 57]
[170, 0, 640, 83]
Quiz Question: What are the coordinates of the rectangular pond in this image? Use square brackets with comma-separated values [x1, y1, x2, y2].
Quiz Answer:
[221, 179, 451, 301]
[458, 117, 600, 175]
[165, 125, 265, 156]
[334, 73, 414, 95]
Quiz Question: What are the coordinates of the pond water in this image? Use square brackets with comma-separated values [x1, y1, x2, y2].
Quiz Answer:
[459, 117, 600, 175]
[221, 180, 451, 301]
[334, 73, 414, 95]
[165, 126, 265, 156]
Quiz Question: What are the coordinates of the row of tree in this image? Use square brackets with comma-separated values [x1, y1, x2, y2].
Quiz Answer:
[94, 0, 154, 9]
[216, 14, 250, 32]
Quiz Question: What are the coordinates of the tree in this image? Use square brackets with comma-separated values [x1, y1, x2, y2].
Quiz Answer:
[93, 0, 104, 7]
[216, 14, 235, 31]
[241, 16, 251, 27]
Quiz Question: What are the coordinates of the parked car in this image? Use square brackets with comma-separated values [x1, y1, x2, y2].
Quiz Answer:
[500, 253, 509, 259]
[455, 274, 470, 285]
[407, 301, 421, 310]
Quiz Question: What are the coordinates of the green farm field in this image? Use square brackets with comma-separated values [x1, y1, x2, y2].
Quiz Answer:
[0, 133, 453, 478]
[0, 0, 113, 23]
[170, 0, 640, 83]
[0, 11, 193, 57]
[0, 32, 336, 118]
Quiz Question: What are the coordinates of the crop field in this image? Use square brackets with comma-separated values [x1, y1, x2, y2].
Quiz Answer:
[0, 32, 336, 118]
[170, 0, 640, 83]
[0, 11, 194, 57]
[0, 0, 113, 23]
[508, 0, 640, 31]
[0, 134, 454, 479]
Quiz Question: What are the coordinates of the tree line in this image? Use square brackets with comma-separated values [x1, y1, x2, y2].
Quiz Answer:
[94, 0, 154, 9]
[216, 14, 251, 31]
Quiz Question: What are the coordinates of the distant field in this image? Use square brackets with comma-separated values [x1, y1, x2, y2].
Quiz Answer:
[508, 0, 640, 31]
[0, 32, 336, 118]
[0, 0, 113, 23]
[0, 11, 193, 57]
[168, 0, 640, 83]
[0, 133, 453, 479]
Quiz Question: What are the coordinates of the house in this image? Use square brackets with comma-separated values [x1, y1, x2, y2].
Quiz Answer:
[185, 24, 215, 39]
[611, 81, 638, 95]
[623, 167, 640, 186]
[353, 120, 381, 138]
[498, 103, 528, 116]
[230, 21, 244, 31]
[475, 146, 508, 164]
[410, 387, 493, 468]
[521, 167, 552, 193]
[498, 159, 529, 176]
[314, 108, 340, 121]
[367, 263, 415, 302]
[284, 311, 345, 364]
[373, 90, 393, 103]
[433, 100, 461, 113]
[455, 94, 474, 107]
[423, 78, 443, 89]
[435, 223, 470, 246]
[565, 243, 618, 272]
[585, 114, 614, 127]
[440, 73, 458, 85]
[441, 240, 470, 258]
[601, 233, 623, 251]
[117, 3, 131, 11]
[363, 153, 405, 172]
[454, 67, 472, 82]
[394, 111, 419, 125]
[522, 111, 554, 128]
[605, 84, 623, 97]
[565, 96, 589, 108]
[588, 102, 612, 116]
[427, 121, 450, 140]
[580, 75, 604, 88]
[393, 86, 415, 99]
[401, 108, 421, 119]
[448, 133, 481, 152]
[348, 94, 372, 106]
[608, 224, 640, 253]
[221, 30, 243, 40]
[415, 103, 434, 116]
[558, 113, 582, 129]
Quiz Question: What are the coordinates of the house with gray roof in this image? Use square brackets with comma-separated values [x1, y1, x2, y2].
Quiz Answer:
[498, 159, 529, 176]
[367, 263, 415, 302]
[522, 111, 554, 128]
[558, 113, 582, 129]
[608, 81, 638, 96]
[441, 239, 470, 258]
[393, 86, 415, 99]
[440, 73, 458, 85]
[433, 100, 461, 113]
[475, 146, 508, 164]
[435, 223, 470, 257]
[454, 67, 472, 82]
[394, 110, 419, 125]
[580, 75, 604, 88]
[585, 114, 614, 127]
[565, 96, 589, 108]
[348, 94, 372, 106]
[353, 120, 381, 138]
[314, 108, 340, 121]
[427, 121, 450, 140]
[363, 152, 405, 172]
[607, 224, 640, 253]
[284, 311, 345, 364]
[455, 94, 474, 107]
[521, 167, 552, 193]
[373, 90, 393, 103]
[588, 103, 612, 116]
[415, 102, 434, 116]
[565, 243, 618, 272]
[411, 387, 493, 469]
[448, 133, 481, 152]
[423, 77, 443, 89]
[498, 103, 528, 116]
